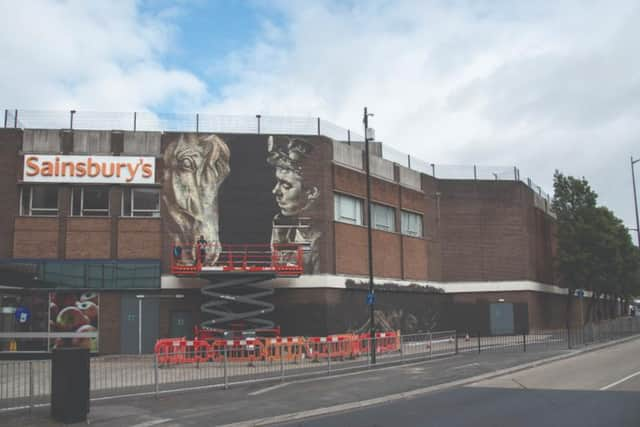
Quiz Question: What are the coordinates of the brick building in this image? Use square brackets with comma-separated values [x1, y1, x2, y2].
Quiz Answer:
[0, 114, 572, 354]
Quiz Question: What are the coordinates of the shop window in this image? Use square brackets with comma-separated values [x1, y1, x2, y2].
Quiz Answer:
[372, 203, 396, 232]
[122, 188, 160, 217]
[71, 187, 110, 216]
[20, 185, 58, 216]
[401, 210, 423, 237]
[334, 193, 363, 225]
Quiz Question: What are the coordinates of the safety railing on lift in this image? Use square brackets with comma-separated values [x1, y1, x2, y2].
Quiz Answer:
[171, 243, 304, 277]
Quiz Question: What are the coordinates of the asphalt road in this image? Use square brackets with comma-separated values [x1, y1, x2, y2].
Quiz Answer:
[5, 337, 639, 426]
[278, 337, 640, 427]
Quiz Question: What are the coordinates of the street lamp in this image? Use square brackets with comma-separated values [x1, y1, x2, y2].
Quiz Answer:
[631, 156, 640, 246]
[363, 107, 376, 364]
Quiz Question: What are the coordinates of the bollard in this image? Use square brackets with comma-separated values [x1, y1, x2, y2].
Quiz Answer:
[223, 347, 228, 390]
[154, 354, 159, 398]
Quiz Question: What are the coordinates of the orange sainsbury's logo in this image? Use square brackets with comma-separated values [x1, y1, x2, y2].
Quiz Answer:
[23, 155, 155, 183]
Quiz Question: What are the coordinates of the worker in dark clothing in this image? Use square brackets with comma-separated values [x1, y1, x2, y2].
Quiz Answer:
[196, 235, 208, 265]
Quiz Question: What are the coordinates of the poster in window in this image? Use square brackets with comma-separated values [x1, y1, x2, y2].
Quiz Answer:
[49, 291, 99, 352]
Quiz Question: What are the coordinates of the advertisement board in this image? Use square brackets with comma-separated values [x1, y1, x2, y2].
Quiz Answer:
[23, 155, 155, 184]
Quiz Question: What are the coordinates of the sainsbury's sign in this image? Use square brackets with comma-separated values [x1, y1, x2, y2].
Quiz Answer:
[23, 155, 155, 184]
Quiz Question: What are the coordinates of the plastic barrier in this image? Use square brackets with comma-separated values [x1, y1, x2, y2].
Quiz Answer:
[154, 338, 186, 365]
[154, 330, 402, 364]
[307, 334, 359, 361]
[263, 337, 306, 362]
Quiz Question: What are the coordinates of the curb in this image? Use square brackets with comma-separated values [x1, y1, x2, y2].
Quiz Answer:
[219, 334, 640, 427]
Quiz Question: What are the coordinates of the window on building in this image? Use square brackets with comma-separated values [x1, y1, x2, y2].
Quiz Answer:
[122, 188, 160, 217]
[372, 203, 396, 232]
[71, 187, 110, 216]
[401, 210, 423, 237]
[334, 193, 363, 225]
[20, 185, 58, 216]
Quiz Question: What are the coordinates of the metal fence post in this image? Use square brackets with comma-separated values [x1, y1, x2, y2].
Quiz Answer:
[317, 117, 321, 135]
[280, 344, 285, 383]
[154, 354, 159, 398]
[29, 361, 34, 413]
[473, 165, 477, 180]
[327, 343, 331, 374]
[14, 109, 18, 128]
[455, 331, 459, 355]
[477, 332, 481, 353]
[196, 113, 200, 134]
[223, 347, 229, 390]
[133, 111, 137, 132]
[400, 335, 404, 363]
[367, 337, 371, 369]
[523, 333, 526, 352]
[3, 109, 7, 128]
[431, 163, 436, 177]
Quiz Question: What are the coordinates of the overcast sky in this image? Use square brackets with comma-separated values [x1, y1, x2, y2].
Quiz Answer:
[1, 0, 639, 240]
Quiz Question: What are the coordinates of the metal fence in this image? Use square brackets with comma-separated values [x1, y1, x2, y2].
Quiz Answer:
[2, 316, 639, 412]
[2, 108, 552, 203]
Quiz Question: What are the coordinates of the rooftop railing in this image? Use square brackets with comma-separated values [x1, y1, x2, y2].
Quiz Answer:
[2, 108, 552, 209]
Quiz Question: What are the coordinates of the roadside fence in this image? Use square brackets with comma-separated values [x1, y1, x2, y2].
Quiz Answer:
[2, 316, 639, 412]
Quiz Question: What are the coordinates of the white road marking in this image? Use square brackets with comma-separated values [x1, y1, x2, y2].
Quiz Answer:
[249, 382, 289, 396]
[600, 370, 640, 391]
[130, 418, 174, 427]
[452, 363, 480, 370]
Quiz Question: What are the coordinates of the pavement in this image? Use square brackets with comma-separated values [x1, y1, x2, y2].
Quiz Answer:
[4, 335, 640, 426]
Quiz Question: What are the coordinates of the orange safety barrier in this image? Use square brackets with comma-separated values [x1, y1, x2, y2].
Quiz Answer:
[306, 334, 360, 361]
[154, 338, 187, 365]
[213, 338, 265, 364]
[181, 339, 211, 364]
[263, 337, 307, 362]
[358, 330, 401, 355]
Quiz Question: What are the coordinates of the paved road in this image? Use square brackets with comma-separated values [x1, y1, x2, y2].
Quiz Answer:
[278, 337, 640, 427]
[5, 337, 639, 426]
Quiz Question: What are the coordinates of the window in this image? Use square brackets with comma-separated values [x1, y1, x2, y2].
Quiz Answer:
[372, 203, 395, 232]
[401, 210, 423, 237]
[122, 188, 160, 217]
[72, 187, 110, 216]
[20, 185, 58, 216]
[334, 193, 363, 225]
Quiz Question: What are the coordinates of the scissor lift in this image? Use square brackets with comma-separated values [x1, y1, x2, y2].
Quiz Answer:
[171, 243, 303, 331]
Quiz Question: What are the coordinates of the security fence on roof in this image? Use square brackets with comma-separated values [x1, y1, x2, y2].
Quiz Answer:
[2, 108, 553, 209]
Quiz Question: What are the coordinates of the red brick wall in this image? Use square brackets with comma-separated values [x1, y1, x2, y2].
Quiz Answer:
[439, 181, 533, 281]
[117, 218, 162, 259]
[65, 218, 111, 259]
[402, 236, 428, 280]
[334, 222, 368, 275]
[372, 229, 402, 278]
[13, 217, 60, 258]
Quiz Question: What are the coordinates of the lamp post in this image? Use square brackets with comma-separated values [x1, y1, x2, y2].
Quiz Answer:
[363, 107, 376, 364]
[631, 156, 640, 246]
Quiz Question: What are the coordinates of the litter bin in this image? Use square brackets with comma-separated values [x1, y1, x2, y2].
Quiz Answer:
[51, 347, 90, 423]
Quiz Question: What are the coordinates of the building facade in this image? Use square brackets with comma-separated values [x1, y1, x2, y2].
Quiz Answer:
[0, 123, 571, 354]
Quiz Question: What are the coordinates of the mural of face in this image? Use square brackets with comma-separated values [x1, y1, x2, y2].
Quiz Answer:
[272, 167, 318, 216]
[163, 133, 230, 265]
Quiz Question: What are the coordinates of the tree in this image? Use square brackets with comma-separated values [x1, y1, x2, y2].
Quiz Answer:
[552, 171, 640, 324]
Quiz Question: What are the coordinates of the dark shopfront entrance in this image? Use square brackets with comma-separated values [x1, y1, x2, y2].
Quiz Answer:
[120, 294, 159, 354]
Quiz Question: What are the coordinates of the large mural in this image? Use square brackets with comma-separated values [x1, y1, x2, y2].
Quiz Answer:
[161, 133, 327, 277]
